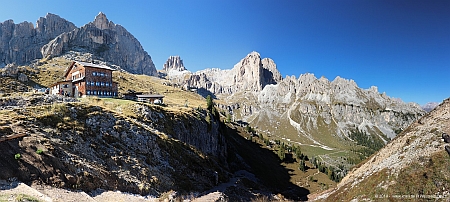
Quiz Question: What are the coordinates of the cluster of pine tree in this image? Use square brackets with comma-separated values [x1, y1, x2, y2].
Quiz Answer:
[349, 129, 384, 152]
[348, 129, 385, 164]
[309, 156, 343, 182]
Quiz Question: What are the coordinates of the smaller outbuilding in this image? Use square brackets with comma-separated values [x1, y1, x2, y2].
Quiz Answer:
[136, 94, 164, 104]
[123, 91, 143, 100]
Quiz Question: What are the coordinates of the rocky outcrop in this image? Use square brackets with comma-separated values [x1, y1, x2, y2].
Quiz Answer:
[0, 95, 227, 196]
[163, 56, 186, 71]
[2, 63, 19, 77]
[0, 94, 78, 110]
[134, 104, 227, 158]
[17, 73, 27, 82]
[0, 13, 76, 67]
[41, 12, 157, 76]
[176, 51, 282, 95]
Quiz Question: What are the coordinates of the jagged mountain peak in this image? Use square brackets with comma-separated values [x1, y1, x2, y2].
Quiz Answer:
[171, 51, 283, 95]
[40, 12, 157, 75]
[93, 12, 110, 30]
[236, 51, 262, 68]
[0, 13, 157, 75]
[36, 13, 76, 39]
[331, 75, 357, 87]
[0, 13, 76, 67]
[163, 55, 187, 71]
[96, 11, 107, 18]
[44, 13, 61, 18]
[248, 51, 261, 57]
[368, 86, 378, 93]
[318, 75, 330, 83]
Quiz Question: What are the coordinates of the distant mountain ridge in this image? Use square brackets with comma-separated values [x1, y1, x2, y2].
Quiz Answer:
[421, 102, 440, 112]
[167, 51, 425, 170]
[0, 12, 157, 76]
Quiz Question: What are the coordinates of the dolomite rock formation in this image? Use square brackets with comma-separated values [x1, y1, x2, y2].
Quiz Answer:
[176, 51, 282, 94]
[0, 12, 157, 76]
[41, 12, 157, 76]
[0, 13, 76, 67]
[163, 56, 187, 71]
[171, 51, 425, 154]
[254, 73, 425, 140]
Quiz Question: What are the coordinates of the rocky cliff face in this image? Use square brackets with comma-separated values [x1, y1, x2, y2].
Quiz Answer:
[41, 12, 157, 76]
[0, 12, 157, 76]
[163, 56, 186, 72]
[174, 51, 282, 95]
[134, 104, 227, 158]
[253, 73, 424, 140]
[0, 13, 76, 67]
[316, 98, 450, 201]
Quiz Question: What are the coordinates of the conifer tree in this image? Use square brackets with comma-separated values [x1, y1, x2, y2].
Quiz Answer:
[299, 160, 306, 172]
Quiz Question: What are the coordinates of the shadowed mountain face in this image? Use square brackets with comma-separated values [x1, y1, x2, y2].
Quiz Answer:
[0, 13, 157, 76]
[316, 98, 450, 201]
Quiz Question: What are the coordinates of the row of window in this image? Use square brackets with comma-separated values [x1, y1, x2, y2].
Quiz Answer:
[87, 91, 117, 96]
[92, 72, 109, 77]
[72, 73, 84, 80]
[86, 81, 113, 87]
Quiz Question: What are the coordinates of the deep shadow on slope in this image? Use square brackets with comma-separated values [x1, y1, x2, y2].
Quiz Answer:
[223, 122, 310, 201]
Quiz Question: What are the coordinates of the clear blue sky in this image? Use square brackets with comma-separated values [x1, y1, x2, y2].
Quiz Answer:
[1, 0, 449, 105]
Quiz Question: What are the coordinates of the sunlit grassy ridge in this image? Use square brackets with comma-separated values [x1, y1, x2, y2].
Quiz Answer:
[112, 72, 207, 109]
[6, 56, 208, 111]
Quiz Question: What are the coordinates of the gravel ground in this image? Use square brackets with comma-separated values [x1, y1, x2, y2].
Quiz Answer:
[0, 180, 158, 202]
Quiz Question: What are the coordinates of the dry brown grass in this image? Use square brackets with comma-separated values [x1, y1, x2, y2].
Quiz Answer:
[326, 150, 450, 201]
[29, 57, 71, 87]
[113, 71, 207, 109]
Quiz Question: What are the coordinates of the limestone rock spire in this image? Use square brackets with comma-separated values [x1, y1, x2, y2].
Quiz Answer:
[163, 56, 187, 71]
[93, 12, 109, 30]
